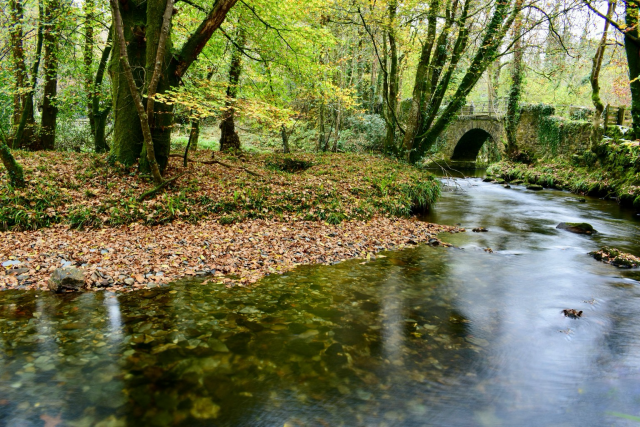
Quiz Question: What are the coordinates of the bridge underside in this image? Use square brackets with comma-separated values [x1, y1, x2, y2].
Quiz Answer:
[451, 128, 493, 161]
[423, 117, 506, 169]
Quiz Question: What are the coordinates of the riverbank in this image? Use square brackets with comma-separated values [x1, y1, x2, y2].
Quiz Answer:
[487, 141, 640, 210]
[0, 150, 454, 290]
[0, 218, 458, 291]
[0, 150, 440, 230]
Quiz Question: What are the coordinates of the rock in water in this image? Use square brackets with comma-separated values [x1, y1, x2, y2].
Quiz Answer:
[556, 222, 596, 235]
[526, 184, 544, 191]
[562, 309, 583, 319]
[589, 246, 640, 268]
[48, 267, 86, 292]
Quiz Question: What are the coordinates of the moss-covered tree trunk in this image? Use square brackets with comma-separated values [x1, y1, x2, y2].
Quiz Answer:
[401, 0, 439, 157]
[9, 0, 35, 147]
[139, 0, 176, 174]
[590, 0, 615, 149]
[281, 124, 290, 153]
[40, 0, 61, 151]
[219, 28, 246, 152]
[505, 13, 523, 156]
[624, 1, 640, 139]
[84, 0, 95, 136]
[0, 133, 25, 188]
[109, 0, 238, 169]
[13, 0, 43, 150]
[409, 0, 521, 163]
[109, 0, 146, 166]
[318, 101, 326, 151]
[402, 0, 466, 159]
[188, 118, 200, 151]
[383, 1, 399, 155]
[92, 29, 113, 153]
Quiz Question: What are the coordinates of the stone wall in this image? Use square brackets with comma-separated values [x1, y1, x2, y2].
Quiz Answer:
[516, 104, 592, 158]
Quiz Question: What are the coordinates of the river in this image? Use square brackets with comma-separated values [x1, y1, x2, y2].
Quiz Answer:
[1, 176, 639, 426]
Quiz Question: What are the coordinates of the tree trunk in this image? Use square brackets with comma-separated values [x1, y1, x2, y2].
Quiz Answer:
[590, 0, 615, 149]
[92, 28, 113, 153]
[409, 0, 522, 163]
[219, 28, 246, 153]
[505, 13, 524, 156]
[332, 103, 342, 152]
[109, 0, 238, 168]
[281, 124, 290, 153]
[13, 0, 44, 150]
[384, 1, 399, 154]
[318, 101, 326, 151]
[624, 0, 640, 138]
[109, 0, 146, 166]
[109, 0, 164, 185]
[40, 0, 61, 151]
[188, 118, 200, 151]
[84, 0, 95, 135]
[401, 0, 454, 157]
[0, 138, 25, 188]
[9, 0, 34, 145]
[139, 0, 176, 173]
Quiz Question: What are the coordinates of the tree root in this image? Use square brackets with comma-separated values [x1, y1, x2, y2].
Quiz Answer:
[137, 171, 189, 202]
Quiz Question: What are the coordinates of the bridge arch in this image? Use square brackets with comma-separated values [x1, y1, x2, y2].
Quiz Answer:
[451, 128, 494, 161]
[439, 118, 506, 165]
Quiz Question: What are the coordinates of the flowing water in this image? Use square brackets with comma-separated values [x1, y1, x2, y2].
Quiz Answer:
[1, 177, 640, 427]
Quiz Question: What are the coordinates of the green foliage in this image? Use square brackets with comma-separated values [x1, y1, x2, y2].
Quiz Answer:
[520, 103, 555, 116]
[402, 178, 441, 214]
[569, 107, 592, 121]
[55, 118, 95, 152]
[538, 116, 590, 156]
[68, 206, 102, 229]
[488, 137, 640, 210]
[604, 125, 633, 141]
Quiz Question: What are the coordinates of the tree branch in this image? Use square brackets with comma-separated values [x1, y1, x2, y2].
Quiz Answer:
[583, 0, 640, 44]
[173, 0, 239, 78]
[146, 0, 175, 128]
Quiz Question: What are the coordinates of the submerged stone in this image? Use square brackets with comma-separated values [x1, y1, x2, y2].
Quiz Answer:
[190, 397, 221, 420]
[287, 339, 324, 357]
[556, 222, 596, 235]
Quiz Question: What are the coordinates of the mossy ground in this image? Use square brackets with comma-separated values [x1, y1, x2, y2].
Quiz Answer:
[487, 139, 640, 210]
[0, 150, 440, 231]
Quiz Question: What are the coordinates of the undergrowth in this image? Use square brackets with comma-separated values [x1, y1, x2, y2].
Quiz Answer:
[488, 138, 640, 210]
[0, 151, 441, 230]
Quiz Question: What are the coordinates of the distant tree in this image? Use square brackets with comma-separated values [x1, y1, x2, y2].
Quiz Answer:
[589, 0, 616, 148]
[584, 0, 640, 138]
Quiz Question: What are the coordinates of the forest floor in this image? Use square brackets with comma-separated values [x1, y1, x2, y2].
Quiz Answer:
[0, 150, 455, 291]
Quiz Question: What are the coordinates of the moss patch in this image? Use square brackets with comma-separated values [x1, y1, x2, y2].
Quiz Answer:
[487, 138, 640, 210]
[590, 247, 640, 268]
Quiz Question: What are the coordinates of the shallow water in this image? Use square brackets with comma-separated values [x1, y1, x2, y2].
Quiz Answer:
[1, 177, 640, 426]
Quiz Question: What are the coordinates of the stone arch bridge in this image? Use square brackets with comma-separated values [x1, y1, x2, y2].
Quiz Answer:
[429, 101, 610, 168]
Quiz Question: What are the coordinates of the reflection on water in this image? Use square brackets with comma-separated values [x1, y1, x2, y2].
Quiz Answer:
[1, 178, 640, 426]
